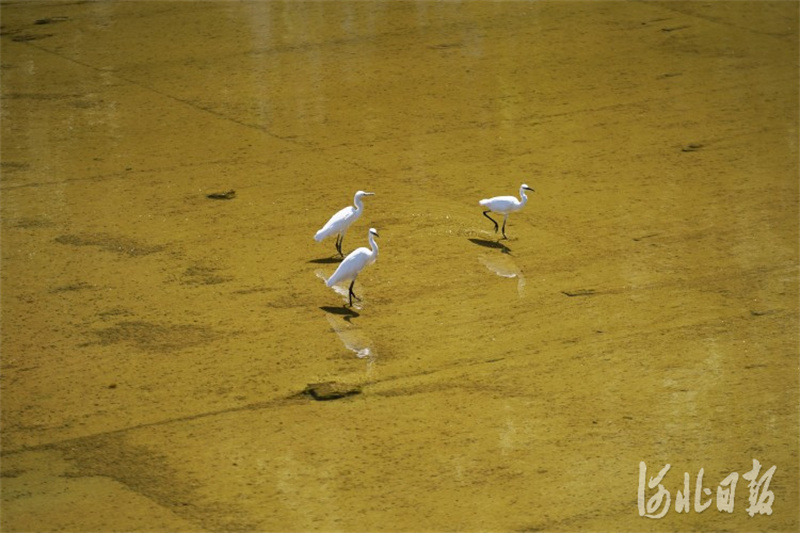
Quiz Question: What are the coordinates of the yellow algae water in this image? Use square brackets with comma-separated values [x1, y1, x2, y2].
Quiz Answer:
[1, 2, 798, 532]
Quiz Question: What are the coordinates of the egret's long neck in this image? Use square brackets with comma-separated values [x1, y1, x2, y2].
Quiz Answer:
[518, 186, 529, 206]
[353, 194, 364, 213]
[368, 233, 379, 258]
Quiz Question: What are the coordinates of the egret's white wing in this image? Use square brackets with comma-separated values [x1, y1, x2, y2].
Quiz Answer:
[315, 205, 356, 241]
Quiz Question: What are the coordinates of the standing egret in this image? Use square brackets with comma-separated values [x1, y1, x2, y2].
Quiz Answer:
[326, 228, 379, 307]
[479, 184, 535, 239]
[315, 190, 375, 257]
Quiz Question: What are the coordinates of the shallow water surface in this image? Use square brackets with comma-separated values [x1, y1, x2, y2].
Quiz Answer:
[1, 1, 798, 532]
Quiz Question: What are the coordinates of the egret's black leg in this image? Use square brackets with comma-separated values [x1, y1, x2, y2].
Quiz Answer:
[335, 235, 343, 257]
[347, 280, 356, 307]
[501, 215, 509, 240]
[482, 210, 499, 233]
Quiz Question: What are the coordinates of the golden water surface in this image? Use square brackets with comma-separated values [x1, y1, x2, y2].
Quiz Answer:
[1, 2, 798, 532]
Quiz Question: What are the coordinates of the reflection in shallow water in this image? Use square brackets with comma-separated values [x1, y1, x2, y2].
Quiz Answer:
[479, 253, 525, 297]
[325, 314, 377, 376]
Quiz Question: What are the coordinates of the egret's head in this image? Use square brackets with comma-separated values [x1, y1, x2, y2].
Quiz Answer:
[522, 184, 535, 192]
[356, 191, 376, 198]
[369, 228, 379, 238]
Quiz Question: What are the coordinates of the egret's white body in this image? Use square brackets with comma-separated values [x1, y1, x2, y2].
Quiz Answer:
[315, 190, 374, 256]
[479, 183, 535, 239]
[326, 228, 379, 306]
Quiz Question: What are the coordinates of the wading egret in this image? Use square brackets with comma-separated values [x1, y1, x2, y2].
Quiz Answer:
[479, 184, 535, 239]
[326, 228, 379, 307]
[314, 190, 375, 256]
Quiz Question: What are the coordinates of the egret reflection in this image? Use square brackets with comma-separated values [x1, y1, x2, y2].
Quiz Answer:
[479, 254, 526, 297]
[326, 313, 376, 365]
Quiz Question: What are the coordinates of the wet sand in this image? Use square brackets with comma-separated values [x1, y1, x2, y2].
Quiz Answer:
[1, 1, 798, 532]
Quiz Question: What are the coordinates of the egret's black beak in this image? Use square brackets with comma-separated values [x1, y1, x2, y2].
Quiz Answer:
[525, 187, 535, 192]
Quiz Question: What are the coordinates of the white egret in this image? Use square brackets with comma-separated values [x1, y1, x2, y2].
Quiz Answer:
[314, 190, 375, 257]
[325, 228, 379, 307]
[479, 184, 535, 239]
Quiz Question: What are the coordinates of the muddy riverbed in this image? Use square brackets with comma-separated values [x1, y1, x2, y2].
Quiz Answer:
[1, 1, 798, 532]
